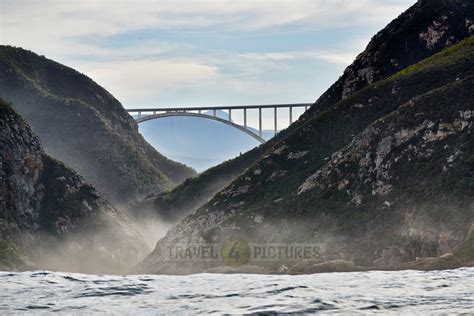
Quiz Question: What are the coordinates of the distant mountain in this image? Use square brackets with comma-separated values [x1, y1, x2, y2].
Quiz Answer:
[138, 109, 275, 172]
[136, 1, 474, 274]
[0, 46, 196, 204]
[132, 0, 474, 225]
[0, 100, 148, 273]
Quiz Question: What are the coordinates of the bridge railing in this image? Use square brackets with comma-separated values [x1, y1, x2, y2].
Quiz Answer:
[126, 103, 313, 139]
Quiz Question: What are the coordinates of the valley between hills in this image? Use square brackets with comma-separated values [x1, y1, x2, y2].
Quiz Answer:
[0, 0, 473, 275]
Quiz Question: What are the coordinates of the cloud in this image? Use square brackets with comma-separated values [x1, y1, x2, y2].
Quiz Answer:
[0, 0, 416, 107]
[1, 0, 415, 60]
[239, 50, 357, 66]
[1, 0, 415, 45]
[73, 59, 218, 104]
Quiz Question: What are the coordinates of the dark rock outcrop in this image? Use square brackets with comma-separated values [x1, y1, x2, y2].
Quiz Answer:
[1, 100, 148, 273]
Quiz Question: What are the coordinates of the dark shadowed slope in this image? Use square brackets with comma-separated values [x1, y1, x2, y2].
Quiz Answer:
[132, 0, 474, 223]
[0, 99, 148, 273]
[0, 47, 196, 204]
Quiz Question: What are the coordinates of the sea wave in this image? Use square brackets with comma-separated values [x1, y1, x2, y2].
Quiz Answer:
[0, 268, 473, 314]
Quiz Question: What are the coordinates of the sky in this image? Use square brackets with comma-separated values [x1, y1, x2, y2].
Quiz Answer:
[0, 0, 417, 111]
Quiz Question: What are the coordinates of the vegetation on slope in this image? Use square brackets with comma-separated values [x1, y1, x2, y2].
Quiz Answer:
[137, 34, 474, 274]
[390, 35, 474, 79]
[138, 0, 474, 223]
[0, 99, 148, 273]
[0, 46, 196, 204]
[131, 147, 265, 221]
[207, 35, 474, 229]
[0, 240, 30, 270]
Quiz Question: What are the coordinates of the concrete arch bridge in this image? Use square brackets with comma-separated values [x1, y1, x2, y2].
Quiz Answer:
[126, 103, 312, 143]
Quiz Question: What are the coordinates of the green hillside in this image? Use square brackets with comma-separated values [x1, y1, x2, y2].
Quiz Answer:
[0, 46, 196, 204]
[137, 35, 474, 274]
[137, 0, 474, 223]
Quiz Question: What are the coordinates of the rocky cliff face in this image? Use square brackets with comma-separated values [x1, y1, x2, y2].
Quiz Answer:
[0, 100, 148, 273]
[137, 0, 474, 224]
[310, 0, 474, 110]
[136, 35, 474, 273]
[0, 47, 196, 204]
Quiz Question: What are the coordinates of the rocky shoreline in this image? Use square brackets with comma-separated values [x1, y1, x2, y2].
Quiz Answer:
[137, 253, 474, 276]
[219, 254, 473, 275]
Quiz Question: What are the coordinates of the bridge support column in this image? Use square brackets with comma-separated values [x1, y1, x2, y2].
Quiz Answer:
[244, 108, 247, 129]
[274, 107, 277, 136]
[213, 109, 216, 117]
[259, 107, 262, 138]
[138, 111, 142, 118]
[289, 106, 293, 124]
[228, 108, 232, 122]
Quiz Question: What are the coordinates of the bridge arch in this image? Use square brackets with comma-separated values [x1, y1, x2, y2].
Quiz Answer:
[135, 112, 266, 143]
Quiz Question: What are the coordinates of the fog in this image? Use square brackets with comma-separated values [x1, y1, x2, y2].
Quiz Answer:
[127, 213, 175, 249]
[24, 209, 150, 275]
[18, 197, 474, 276]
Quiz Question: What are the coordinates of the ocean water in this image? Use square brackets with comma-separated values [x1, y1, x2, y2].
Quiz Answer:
[0, 268, 473, 314]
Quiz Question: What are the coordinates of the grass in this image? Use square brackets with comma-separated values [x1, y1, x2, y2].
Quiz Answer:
[389, 35, 474, 80]
[0, 240, 29, 269]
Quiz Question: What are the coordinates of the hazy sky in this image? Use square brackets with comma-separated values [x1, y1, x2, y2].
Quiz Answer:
[0, 0, 416, 109]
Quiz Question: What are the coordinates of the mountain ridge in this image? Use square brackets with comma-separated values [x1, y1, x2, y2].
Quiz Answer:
[131, 0, 474, 224]
[0, 46, 196, 204]
[135, 13, 474, 274]
[0, 99, 148, 273]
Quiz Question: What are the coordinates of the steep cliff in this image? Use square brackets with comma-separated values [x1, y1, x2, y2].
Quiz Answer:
[0, 100, 148, 273]
[135, 0, 474, 223]
[0, 47, 196, 204]
[306, 0, 474, 114]
[136, 35, 474, 274]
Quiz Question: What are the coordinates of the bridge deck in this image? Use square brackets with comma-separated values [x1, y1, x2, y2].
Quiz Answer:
[126, 103, 313, 143]
[127, 103, 312, 113]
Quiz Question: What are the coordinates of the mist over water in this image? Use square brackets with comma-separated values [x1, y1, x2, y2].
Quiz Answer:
[1, 268, 473, 314]
[129, 215, 174, 249]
